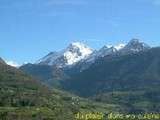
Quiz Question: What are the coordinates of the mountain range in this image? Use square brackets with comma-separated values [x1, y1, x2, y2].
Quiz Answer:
[36, 42, 93, 68]
[1, 38, 160, 118]
[20, 38, 151, 84]
[19, 38, 160, 113]
[34, 39, 150, 69]
[0, 57, 125, 119]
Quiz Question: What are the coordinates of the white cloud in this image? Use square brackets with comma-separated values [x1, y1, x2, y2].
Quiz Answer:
[6, 61, 20, 67]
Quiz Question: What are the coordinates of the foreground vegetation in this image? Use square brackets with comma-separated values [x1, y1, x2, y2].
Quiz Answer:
[0, 60, 125, 120]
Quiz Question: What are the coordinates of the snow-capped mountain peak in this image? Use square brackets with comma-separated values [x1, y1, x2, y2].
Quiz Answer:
[119, 39, 151, 54]
[36, 39, 151, 69]
[115, 43, 125, 50]
[63, 42, 93, 65]
[65, 42, 93, 57]
[37, 42, 93, 67]
[98, 45, 117, 56]
[36, 51, 61, 65]
[125, 38, 150, 51]
[83, 45, 117, 64]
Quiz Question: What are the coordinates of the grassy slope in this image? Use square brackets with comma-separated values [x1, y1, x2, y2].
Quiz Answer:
[0, 60, 125, 120]
[20, 64, 66, 88]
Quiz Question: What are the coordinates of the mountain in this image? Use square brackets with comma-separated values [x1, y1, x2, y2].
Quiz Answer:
[72, 46, 118, 71]
[67, 45, 118, 74]
[20, 43, 122, 86]
[21, 42, 94, 87]
[37, 42, 93, 68]
[85, 46, 117, 63]
[68, 39, 150, 72]
[0, 58, 53, 119]
[20, 39, 152, 87]
[0, 57, 6, 64]
[19, 39, 160, 113]
[118, 38, 151, 55]
[35, 39, 150, 70]
[0, 57, 127, 119]
[62, 47, 159, 97]
[20, 63, 68, 88]
[114, 43, 126, 50]
[83, 38, 150, 64]
[61, 47, 160, 112]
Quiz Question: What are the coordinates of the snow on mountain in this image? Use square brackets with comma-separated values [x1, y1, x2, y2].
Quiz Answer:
[36, 39, 151, 69]
[73, 45, 119, 71]
[98, 45, 117, 57]
[81, 43, 126, 64]
[119, 39, 151, 55]
[63, 42, 93, 65]
[36, 42, 93, 67]
[84, 45, 117, 63]
[115, 43, 125, 50]
[71, 39, 151, 71]
[6, 61, 19, 67]
[37, 52, 61, 66]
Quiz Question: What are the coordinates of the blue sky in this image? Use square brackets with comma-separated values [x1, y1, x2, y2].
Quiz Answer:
[0, 0, 160, 65]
